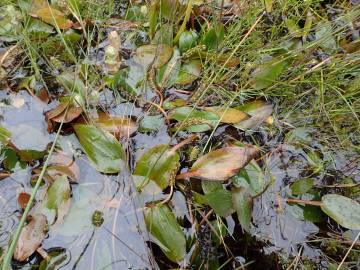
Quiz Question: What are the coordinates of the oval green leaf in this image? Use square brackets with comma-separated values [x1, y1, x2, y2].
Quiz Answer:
[232, 187, 252, 232]
[179, 30, 198, 53]
[133, 145, 180, 190]
[144, 204, 186, 262]
[290, 178, 315, 195]
[74, 124, 125, 173]
[321, 194, 360, 230]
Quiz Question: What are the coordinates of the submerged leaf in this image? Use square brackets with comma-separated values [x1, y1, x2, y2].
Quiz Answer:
[177, 146, 258, 181]
[321, 194, 360, 230]
[133, 145, 179, 190]
[18, 192, 31, 210]
[74, 124, 125, 173]
[14, 214, 47, 262]
[144, 204, 186, 262]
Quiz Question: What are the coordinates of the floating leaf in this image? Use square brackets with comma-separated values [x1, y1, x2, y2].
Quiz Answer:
[204, 107, 249, 124]
[205, 189, 234, 217]
[94, 113, 138, 138]
[287, 204, 325, 223]
[201, 180, 223, 194]
[321, 194, 360, 230]
[231, 160, 265, 196]
[232, 187, 252, 232]
[177, 146, 258, 181]
[144, 204, 186, 262]
[134, 145, 179, 190]
[13, 214, 47, 262]
[30, 6, 73, 29]
[174, 60, 202, 85]
[290, 178, 315, 195]
[74, 124, 125, 173]
[179, 30, 198, 53]
[135, 44, 173, 68]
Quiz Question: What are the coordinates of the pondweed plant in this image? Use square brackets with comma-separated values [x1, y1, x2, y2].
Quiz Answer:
[0, 0, 359, 269]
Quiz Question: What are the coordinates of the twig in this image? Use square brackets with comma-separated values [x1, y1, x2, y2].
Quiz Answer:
[170, 134, 199, 152]
[286, 198, 323, 207]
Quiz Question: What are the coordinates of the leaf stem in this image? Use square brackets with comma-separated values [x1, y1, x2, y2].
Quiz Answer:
[170, 134, 199, 153]
[286, 198, 323, 207]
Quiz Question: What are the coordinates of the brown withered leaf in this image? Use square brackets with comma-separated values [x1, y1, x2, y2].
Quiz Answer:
[13, 214, 47, 262]
[177, 146, 258, 181]
[30, 6, 73, 29]
[204, 107, 250, 124]
[48, 152, 80, 181]
[17, 192, 31, 210]
[45, 103, 82, 123]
